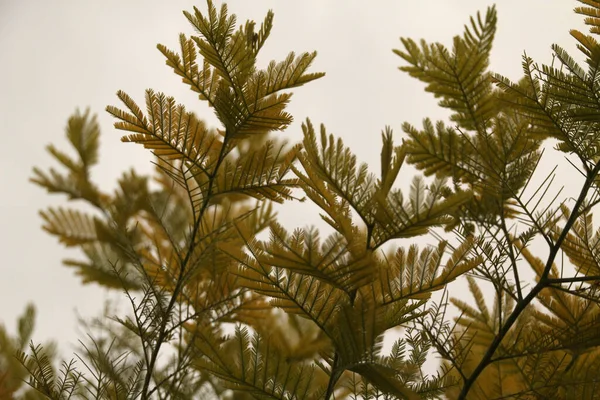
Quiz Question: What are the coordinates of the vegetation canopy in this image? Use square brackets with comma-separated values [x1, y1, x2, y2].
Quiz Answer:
[3, 0, 600, 398]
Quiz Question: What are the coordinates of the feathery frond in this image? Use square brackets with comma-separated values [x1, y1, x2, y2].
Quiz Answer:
[395, 7, 497, 133]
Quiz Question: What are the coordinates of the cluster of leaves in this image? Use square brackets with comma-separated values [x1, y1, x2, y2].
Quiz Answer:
[0, 305, 57, 399]
[396, 1, 600, 398]
[11, 0, 600, 399]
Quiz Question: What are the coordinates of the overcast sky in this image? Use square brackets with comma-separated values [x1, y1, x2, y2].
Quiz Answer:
[0, 0, 587, 363]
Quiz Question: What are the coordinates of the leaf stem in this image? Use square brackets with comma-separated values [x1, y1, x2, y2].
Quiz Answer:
[140, 136, 229, 399]
[457, 161, 600, 399]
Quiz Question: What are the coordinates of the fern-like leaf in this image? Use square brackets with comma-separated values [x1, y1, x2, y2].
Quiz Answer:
[214, 141, 300, 203]
[394, 7, 497, 133]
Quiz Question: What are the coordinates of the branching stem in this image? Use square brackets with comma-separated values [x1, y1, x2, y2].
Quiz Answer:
[140, 136, 229, 400]
[457, 161, 600, 399]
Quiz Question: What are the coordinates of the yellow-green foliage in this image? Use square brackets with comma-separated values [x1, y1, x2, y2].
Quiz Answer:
[395, 1, 600, 399]
[0, 305, 61, 400]
[16, 0, 600, 399]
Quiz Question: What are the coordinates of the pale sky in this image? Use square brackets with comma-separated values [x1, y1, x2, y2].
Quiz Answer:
[0, 0, 586, 368]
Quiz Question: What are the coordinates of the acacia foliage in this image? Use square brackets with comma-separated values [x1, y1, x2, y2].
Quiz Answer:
[15, 1, 600, 399]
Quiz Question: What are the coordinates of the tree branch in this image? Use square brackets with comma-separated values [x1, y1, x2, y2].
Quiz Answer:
[457, 160, 600, 399]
